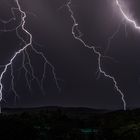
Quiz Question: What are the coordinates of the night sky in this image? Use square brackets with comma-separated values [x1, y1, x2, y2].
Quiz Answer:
[0, 0, 140, 110]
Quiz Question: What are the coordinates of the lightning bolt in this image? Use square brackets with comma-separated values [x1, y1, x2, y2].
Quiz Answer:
[1, 0, 135, 112]
[0, 0, 60, 112]
[116, 0, 140, 30]
[66, 0, 126, 110]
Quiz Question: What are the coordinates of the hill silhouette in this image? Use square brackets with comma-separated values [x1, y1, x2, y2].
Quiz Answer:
[0, 106, 140, 140]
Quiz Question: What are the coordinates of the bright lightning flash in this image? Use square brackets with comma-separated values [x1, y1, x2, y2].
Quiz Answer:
[116, 0, 140, 30]
[66, 0, 126, 110]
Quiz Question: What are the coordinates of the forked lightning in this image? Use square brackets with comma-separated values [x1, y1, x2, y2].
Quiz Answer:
[66, 0, 126, 110]
[0, 0, 60, 112]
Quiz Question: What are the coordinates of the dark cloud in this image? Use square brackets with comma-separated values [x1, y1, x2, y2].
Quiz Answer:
[0, 0, 140, 110]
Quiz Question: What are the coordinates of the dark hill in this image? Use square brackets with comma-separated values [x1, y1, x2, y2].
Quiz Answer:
[0, 107, 140, 140]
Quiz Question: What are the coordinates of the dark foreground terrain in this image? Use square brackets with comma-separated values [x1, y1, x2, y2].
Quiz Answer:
[1, 107, 140, 140]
